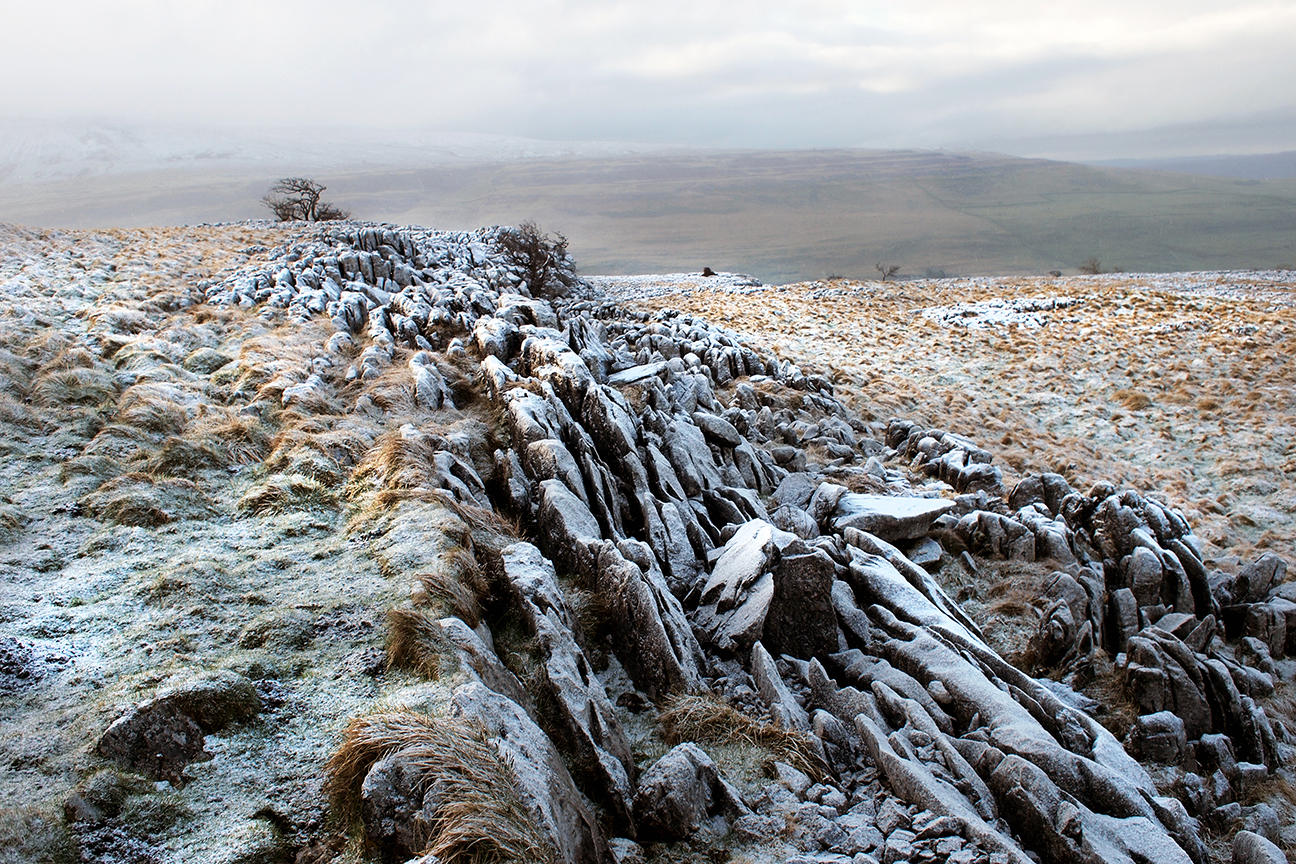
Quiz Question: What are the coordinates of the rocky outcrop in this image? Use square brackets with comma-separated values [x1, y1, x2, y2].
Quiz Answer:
[188, 220, 1293, 863]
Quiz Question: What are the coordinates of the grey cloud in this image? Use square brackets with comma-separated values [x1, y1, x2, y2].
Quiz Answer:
[0, 0, 1293, 158]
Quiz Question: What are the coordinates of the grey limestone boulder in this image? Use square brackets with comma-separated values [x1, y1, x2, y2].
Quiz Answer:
[763, 548, 838, 661]
[1236, 554, 1288, 604]
[662, 419, 723, 496]
[770, 503, 819, 540]
[633, 743, 750, 842]
[473, 315, 521, 360]
[773, 472, 821, 510]
[692, 411, 742, 447]
[435, 616, 532, 710]
[528, 439, 589, 506]
[750, 641, 811, 732]
[537, 479, 603, 575]
[1131, 711, 1188, 764]
[360, 749, 433, 862]
[97, 700, 209, 785]
[97, 670, 261, 784]
[501, 543, 637, 831]
[1233, 830, 1288, 864]
[582, 539, 705, 700]
[451, 682, 610, 864]
[831, 494, 954, 543]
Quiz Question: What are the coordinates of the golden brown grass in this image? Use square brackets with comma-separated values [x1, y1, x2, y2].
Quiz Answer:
[386, 606, 452, 679]
[116, 383, 190, 434]
[59, 454, 124, 483]
[33, 366, 117, 407]
[91, 304, 152, 334]
[0, 504, 28, 546]
[78, 472, 209, 526]
[197, 413, 273, 465]
[0, 391, 44, 429]
[1075, 651, 1140, 738]
[414, 550, 488, 629]
[349, 433, 442, 494]
[236, 473, 337, 516]
[1112, 389, 1153, 411]
[144, 435, 229, 478]
[326, 711, 559, 864]
[262, 422, 372, 486]
[657, 694, 830, 782]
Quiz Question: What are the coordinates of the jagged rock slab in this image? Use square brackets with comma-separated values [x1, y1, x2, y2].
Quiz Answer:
[451, 682, 611, 864]
[831, 493, 954, 541]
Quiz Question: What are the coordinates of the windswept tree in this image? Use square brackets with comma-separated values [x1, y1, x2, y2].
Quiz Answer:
[262, 178, 349, 222]
[496, 221, 576, 297]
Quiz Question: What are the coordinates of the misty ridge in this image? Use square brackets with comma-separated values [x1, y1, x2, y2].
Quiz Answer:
[2, 121, 1295, 282]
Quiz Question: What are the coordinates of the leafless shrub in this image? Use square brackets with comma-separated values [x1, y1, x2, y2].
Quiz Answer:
[875, 262, 900, 281]
[496, 221, 573, 297]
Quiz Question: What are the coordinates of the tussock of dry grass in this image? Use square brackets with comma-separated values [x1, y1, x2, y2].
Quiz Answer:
[346, 471, 519, 553]
[263, 423, 372, 485]
[365, 369, 419, 416]
[0, 391, 43, 428]
[658, 694, 831, 782]
[83, 423, 152, 459]
[0, 347, 36, 392]
[1112, 389, 1153, 411]
[326, 711, 559, 864]
[33, 366, 117, 407]
[349, 433, 442, 493]
[236, 473, 337, 516]
[1075, 652, 1139, 738]
[416, 550, 487, 628]
[0, 504, 28, 545]
[144, 435, 229, 478]
[116, 383, 191, 434]
[385, 606, 452, 679]
[59, 454, 125, 483]
[91, 305, 153, 334]
[42, 346, 98, 372]
[196, 412, 273, 465]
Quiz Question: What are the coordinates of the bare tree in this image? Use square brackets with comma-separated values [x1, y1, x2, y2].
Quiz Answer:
[1078, 257, 1103, 275]
[875, 262, 900, 281]
[262, 178, 349, 222]
[497, 221, 574, 297]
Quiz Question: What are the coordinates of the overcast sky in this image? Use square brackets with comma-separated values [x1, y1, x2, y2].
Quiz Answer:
[2, 0, 1294, 159]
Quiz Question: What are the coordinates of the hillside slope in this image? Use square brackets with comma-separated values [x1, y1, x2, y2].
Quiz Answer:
[1, 220, 1294, 864]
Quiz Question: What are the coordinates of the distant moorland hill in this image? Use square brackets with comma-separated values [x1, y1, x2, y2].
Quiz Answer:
[3, 145, 1294, 282]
